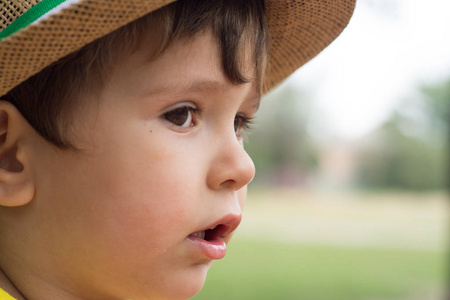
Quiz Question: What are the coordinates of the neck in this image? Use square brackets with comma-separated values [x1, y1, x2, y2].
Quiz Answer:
[0, 268, 25, 300]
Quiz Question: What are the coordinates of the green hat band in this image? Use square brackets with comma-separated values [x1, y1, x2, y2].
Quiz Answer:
[0, 0, 71, 40]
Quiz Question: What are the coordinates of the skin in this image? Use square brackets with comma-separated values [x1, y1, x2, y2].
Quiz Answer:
[0, 31, 258, 299]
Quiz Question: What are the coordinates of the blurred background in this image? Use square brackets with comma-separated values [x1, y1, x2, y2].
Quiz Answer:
[194, 0, 449, 299]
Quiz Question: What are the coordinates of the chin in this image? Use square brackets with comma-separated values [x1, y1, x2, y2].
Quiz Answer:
[156, 262, 212, 300]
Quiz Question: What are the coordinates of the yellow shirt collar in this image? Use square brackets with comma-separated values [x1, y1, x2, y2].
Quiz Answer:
[0, 288, 17, 300]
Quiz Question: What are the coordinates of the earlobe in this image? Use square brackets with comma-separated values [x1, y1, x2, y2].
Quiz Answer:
[0, 101, 35, 207]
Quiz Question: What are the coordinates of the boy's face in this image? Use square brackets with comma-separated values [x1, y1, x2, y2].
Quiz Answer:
[28, 32, 258, 299]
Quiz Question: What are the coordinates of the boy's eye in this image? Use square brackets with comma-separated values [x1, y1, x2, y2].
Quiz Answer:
[162, 106, 197, 128]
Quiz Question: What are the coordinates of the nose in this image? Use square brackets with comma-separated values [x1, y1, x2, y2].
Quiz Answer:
[206, 135, 255, 191]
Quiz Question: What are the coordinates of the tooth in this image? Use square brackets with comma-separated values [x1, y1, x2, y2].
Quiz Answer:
[193, 231, 205, 239]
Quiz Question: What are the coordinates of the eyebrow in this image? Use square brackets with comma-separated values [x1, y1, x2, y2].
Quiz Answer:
[147, 80, 262, 109]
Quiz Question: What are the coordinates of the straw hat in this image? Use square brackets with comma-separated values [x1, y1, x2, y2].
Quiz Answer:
[0, 0, 356, 96]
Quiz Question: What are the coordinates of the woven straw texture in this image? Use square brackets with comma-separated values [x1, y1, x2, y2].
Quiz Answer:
[1, 0, 39, 30]
[0, 0, 355, 96]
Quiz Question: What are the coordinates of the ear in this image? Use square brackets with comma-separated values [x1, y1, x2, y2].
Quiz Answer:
[0, 101, 35, 207]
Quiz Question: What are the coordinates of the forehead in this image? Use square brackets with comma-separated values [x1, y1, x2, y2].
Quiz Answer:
[119, 22, 262, 89]
[115, 31, 260, 103]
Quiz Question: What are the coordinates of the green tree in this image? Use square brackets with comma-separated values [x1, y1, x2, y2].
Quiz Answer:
[355, 79, 450, 190]
[245, 84, 318, 186]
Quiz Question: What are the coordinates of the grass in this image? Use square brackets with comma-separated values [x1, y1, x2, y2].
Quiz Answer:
[194, 238, 447, 300]
[193, 189, 449, 300]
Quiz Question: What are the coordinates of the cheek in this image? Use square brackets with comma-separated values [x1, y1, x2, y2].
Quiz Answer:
[81, 137, 205, 244]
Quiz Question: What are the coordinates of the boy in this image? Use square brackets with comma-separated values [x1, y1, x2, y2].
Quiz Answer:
[0, 0, 355, 299]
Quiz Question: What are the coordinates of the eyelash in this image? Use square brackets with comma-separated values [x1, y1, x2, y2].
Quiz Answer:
[161, 104, 254, 136]
[235, 114, 254, 136]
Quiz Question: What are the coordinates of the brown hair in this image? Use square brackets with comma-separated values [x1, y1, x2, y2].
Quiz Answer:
[1, 0, 269, 148]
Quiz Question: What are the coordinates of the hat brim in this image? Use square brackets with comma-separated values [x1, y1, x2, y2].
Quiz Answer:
[0, 0, 356, 96]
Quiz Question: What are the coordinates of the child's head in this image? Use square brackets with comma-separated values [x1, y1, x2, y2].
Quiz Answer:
[0, 0, 355, 299]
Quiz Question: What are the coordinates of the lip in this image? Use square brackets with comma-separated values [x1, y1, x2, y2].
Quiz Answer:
[187, 213, 242, 260]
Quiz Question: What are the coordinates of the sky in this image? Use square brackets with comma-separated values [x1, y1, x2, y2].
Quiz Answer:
[281, 0, 450, 140]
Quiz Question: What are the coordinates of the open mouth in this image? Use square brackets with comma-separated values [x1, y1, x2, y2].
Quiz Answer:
[190, 224, 227, 241]
[189, 214, 241, 242]
[187, 214, 241, 259]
